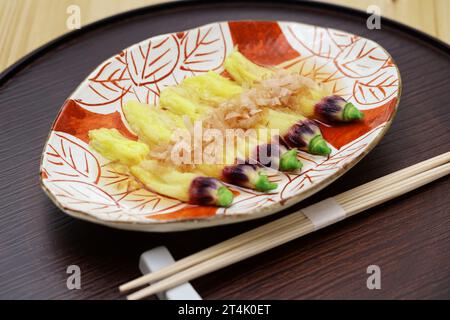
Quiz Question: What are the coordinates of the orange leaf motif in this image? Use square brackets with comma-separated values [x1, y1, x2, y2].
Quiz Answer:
[177, 23, 230, 76]
[45, 180, 122, 214]
[125, 35, 180, 86]
[334, 39, 388, 78]
[74, 54, 131, 109]
[353, 68, 399, 106]
[43, 132, 101, 183]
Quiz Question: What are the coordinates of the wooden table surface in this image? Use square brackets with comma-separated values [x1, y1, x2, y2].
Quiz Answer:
[0, 0, 449, 300]
[1, 0, 449, 72]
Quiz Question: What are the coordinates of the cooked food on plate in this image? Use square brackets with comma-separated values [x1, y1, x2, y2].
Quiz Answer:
[88, 49, 364, 207]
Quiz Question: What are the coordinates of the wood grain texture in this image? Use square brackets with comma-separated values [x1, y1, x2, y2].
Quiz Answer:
[0, 1, 449, 300]
[0, 0, 449, 72]
[321, 0, 449, 44]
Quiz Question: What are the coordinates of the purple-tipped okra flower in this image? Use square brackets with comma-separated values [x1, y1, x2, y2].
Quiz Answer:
[222, 49, 363, 124]
[189, 177, 234, 207]
[222, 163, 277, 192]
[259, 109, 331, 156]
[313, 95, 364, 123]
[254, 143, 303, 171]
[283, 119, 331, 156]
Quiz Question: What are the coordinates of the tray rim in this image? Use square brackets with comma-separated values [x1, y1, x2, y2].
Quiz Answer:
[0, 0, 445, 232]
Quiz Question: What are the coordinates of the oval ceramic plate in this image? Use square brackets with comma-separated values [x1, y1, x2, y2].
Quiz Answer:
[40, 21, 401, 232]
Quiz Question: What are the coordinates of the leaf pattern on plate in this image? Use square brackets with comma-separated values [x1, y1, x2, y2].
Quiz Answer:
[282, 24, 343, 59]
[180, 23, 230, 71]
[97, 162, 141, 192]
[222, 185, 279, 214]
[96, 163, 184, 216]
[44, 180, 122, 214]
[72, 53, 132, 114]
[125, 35, 180, 86]
[118, 189, 185, 216]
[353, 66, 400, 107]
[334, 38, 389, 78]
[43, 131, 101, 183]
[280, 55, 352, 100]
[128, 83, 162, 106]
[327, 28, 359, 49]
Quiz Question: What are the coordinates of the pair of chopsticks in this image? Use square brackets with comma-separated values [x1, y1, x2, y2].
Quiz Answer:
[119, 152, 450, 300]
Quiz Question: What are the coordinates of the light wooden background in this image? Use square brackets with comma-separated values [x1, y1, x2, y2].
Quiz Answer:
[0, 0, 448, 72]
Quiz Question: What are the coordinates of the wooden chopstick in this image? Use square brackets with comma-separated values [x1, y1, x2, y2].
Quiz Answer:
[119, 207, 300, 292]
[126, 160, 450, 300]
[120, 152, 450, 299]
[334, 151, 450, 205]
[119, 152, 450, 293]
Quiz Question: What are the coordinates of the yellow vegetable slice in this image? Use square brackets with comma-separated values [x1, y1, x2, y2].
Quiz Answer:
[123, 101, 178, 147]
[181, 71, 243, 104]
[131, 160, 196, 202]
[159, 87, 208, 120]
[224, 49, 274, 85]
[88, 128, 149, 166]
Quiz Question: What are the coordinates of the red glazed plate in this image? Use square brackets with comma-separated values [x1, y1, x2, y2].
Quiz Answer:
[40, 21, 401, 232]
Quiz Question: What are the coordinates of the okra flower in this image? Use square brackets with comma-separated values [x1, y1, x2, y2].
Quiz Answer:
[189, 176, 234, 207]
[258, 108, 331, 156]
[224, 49, 363, 123]
[253, 143, 303, 171]
[132, 161, 233, 207]
[293, 91, 364, 123]
[88, 128, 234, 207]
[222, 163, 277, 192]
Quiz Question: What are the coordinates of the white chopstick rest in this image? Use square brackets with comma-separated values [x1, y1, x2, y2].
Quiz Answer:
[302, 198, 346, 230]
[139, 246, 202, 300]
